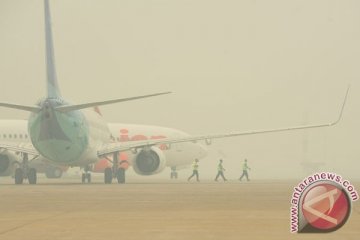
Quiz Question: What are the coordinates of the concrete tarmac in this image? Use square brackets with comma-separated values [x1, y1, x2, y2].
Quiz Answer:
[0, 177, 359, 240]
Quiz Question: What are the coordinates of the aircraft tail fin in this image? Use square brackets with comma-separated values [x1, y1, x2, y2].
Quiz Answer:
[44, 0, 61, 99]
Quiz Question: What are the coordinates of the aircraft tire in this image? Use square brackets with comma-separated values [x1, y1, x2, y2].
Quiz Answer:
[104, 168, 112, 184]
[86, 173, 91, 183]
[81, 173, 86, 183]
[170, 172, 178, 179]
[28, 168, 37, 185]
[116, 168, 125, 184]
[15, 168, 24, 184]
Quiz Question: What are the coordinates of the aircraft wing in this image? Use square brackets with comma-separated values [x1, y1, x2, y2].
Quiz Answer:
[0, 143, 39, 156]
[97, 121, 338, 157]
[98, 87, 349, 157]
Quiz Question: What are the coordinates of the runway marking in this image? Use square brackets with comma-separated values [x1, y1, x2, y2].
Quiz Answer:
[0, 211, 70, 236]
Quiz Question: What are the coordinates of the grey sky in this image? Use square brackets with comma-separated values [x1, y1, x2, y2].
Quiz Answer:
[0, 0, 359, 179]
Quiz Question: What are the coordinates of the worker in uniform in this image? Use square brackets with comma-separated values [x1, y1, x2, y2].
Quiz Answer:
[215, 159, 227, 181]
[187, 159, 200, 182]
[239, 159, 251, 181]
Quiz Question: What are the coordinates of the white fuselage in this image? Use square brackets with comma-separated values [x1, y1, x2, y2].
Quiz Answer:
[0, 117, 207, 171]
[107, 123, 208, 168]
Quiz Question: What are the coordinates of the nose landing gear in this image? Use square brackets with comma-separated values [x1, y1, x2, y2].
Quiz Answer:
[81, 165, 92, 183]
[170, 166, 178, 179]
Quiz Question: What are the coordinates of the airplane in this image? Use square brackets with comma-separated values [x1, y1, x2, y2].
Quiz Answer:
[0, 0, 349, 184]
[0, 118, 204, 181]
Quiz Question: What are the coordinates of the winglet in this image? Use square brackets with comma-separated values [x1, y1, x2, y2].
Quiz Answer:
[329, 85, 350, 126]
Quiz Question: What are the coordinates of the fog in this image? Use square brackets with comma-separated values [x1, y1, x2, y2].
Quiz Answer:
[0, 0, 359, 180]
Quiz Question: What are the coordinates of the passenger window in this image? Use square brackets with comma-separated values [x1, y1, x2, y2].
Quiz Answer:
[19, 134, 23, 139]
[14, 134, 17, 138]
[3, 134, 6, 138]
[9, 134, 12, 138]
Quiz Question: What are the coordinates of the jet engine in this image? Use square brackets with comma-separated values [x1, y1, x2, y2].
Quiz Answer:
[0, 151, 20, 177]
[132, 146, 166, 175]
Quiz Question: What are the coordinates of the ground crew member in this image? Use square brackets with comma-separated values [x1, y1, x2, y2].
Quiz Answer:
[239, 159, 251, 181]
[215, 159, 227, 181]
[188, 159, 200, 182]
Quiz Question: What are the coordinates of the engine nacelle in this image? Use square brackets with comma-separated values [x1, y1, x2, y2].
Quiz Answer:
[132, 147, 166, 175]
[0, 151, 20, 177]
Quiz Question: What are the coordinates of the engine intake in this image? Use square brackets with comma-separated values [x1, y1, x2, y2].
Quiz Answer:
[0, 151, 19, 177]
[0, 155, 10, 173]
[133, 147, 166, 175]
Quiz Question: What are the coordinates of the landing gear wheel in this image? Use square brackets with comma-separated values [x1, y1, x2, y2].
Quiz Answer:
[81, 172, 91, 183]
[104, 168, 112, 184]
[116, 168, 125, 184]
[28, 168, 37, 185]
[170, 172, 178, 179]
[86, 173, 91, 183]
[15, 168, 24, 185]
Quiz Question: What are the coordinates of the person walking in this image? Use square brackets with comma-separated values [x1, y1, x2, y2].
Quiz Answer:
[239, 159, 251, 181]
[215, 159, 227, 181]
[188, 159, 200, 182]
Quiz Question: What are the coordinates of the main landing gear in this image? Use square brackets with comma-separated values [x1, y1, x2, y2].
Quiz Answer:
[82, 165, 92, 183]
[15, 153, 37, 185]
[104, 152, 126, 184]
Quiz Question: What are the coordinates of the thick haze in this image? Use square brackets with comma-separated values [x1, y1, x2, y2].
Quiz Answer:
[0, 0, 359, 180]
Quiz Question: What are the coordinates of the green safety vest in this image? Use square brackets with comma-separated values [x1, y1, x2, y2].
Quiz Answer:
[243, 162, 249, 171]
[218, 163, 224, 171]
[192, 162, 199, 170]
